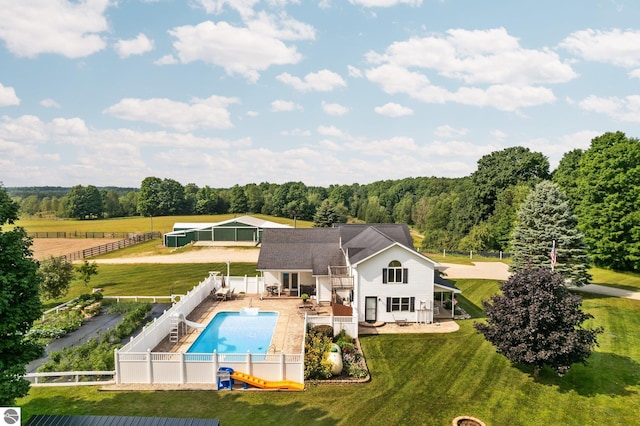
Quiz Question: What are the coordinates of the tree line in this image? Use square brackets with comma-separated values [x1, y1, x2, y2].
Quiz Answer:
[7, 131, 640, 272]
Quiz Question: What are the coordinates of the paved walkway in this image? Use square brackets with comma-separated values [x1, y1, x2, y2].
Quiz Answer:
[27, 304, 169, 373]
[571, 284, 640, 300]
[439, 261, 640, 301]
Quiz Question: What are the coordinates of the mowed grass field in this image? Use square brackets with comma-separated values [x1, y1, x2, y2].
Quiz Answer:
[20, 279, 640, 425]
[15, 216, 640, 424]
[12, 214, 312, 235]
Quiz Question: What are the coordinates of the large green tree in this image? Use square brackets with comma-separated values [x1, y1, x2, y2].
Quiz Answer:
[0, 186, 43, 405]
[576, 131, 640, 272]
[66, 185, 104, 219]
[475, 268, 601, 377]
[552, 148, 583, 211]
[471, 146, 550, 223]
[510, 181, 590, 286]
[39, 256, 75, 300]
[137, 177, 187, 217]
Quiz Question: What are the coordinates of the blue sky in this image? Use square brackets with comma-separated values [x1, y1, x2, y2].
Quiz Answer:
[2, 0, 640, 188]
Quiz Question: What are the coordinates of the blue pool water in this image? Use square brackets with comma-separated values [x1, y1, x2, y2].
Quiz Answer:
[187, 311, 278, 354]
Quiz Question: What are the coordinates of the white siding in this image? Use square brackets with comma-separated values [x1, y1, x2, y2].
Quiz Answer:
[354, 245, 435, 324]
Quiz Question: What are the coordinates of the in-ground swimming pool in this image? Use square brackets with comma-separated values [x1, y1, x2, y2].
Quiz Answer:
[187, 311, 279, 354]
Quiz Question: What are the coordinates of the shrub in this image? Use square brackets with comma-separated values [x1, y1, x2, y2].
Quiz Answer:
[334, 329, 354, 345]
[310, 324, 334, 338]
[304, 330, 333, 380]
[343, 352, 368, 378]
[38, 302, 151, 373]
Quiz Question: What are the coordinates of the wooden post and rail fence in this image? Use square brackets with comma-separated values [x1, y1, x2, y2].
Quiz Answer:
[29, 231, 161, 262]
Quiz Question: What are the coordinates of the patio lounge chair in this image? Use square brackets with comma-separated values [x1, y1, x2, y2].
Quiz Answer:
[393, 315, 410, 326]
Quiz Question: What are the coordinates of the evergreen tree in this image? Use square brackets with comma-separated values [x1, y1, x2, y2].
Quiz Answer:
[0, 186, 43, 405]
[313, 199, 347, 227]
[511, 181, 590, 286]
[475, 268, 602, 377]
[229, 184, 248, 214]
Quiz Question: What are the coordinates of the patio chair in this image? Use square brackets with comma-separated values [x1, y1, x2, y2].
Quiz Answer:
[393, 315, 410, 326]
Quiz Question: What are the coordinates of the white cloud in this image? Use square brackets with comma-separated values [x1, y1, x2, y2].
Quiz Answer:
[349, 0, 423, 7]
[169, 20, 302, 82]
[103, 95, 240, 131]
[434, 125, 468, 138]
[322, 102, 349, 116]
[452, 84, 556, 111]
[317, 125, 346, 137]
[369, 28, 575, 85]
[578, 94, 640, 122]
[365, 28, 572, 111]
[154, 54, 178, 65]
[246, 110, 259, 117]
[40, 98, 60, 108]
[560, 29, 640, 68]
[366, 64, 556, 111]
[114, 33, 154, 58]
[490, 129, 508, 140]
[630, 69, 640, 79]
[50, 118, 89, 137]
[0, 0, 109, 58]
[348, 65, 363, 78]
[0, 84, 20, 106]
[281, 128, 312, 136]
[318, 139, 343, 150]
[346, 136, 418, 156]
[277, 69, 346, 92]
[247, 11, 316, 41]
[271, 99, 302, 112]
[427, 140, 496, 158]
[0, 115, 47, 142]
[194, 0, 261, 18]
[375, 102, 413, 117]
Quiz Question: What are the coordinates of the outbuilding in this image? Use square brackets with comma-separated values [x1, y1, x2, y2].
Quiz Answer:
[163, 215, 291, 247]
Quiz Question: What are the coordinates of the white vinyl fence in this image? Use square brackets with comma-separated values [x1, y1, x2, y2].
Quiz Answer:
[306, 315, 358, 337]
[115, 273, 304, 385]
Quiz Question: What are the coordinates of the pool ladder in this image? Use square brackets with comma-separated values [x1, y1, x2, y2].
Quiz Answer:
[170, 315, 181, 343]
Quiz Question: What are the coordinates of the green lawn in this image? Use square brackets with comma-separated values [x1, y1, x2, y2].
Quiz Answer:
[42, 263, 259, 309]
[425, 252, 511, 265]
[21, 278, 640, 425]
[591, 267, 640, 291]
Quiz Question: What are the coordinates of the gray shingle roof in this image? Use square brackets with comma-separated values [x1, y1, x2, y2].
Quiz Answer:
[257, 228, 345, 275]
[257, 224, 418, 274]
[336, 224, 415, 264]
[435, 274, 461, 292]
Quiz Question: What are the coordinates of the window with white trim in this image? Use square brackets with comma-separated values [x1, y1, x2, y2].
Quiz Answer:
[382, 260, 408, 284]
[386, 297, 415, 312]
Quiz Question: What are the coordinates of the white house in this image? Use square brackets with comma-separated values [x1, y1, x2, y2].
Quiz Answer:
[257, 224, 461, 326]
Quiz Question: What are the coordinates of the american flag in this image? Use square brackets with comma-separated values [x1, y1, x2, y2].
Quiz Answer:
[550, 240, 557, 270]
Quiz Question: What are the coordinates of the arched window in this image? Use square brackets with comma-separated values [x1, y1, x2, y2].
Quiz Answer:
[382, 260, 408, 284]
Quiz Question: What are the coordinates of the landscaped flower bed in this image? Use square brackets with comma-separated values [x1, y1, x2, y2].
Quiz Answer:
[304, 325, 370, 382]
[27, 293, 104, 344]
